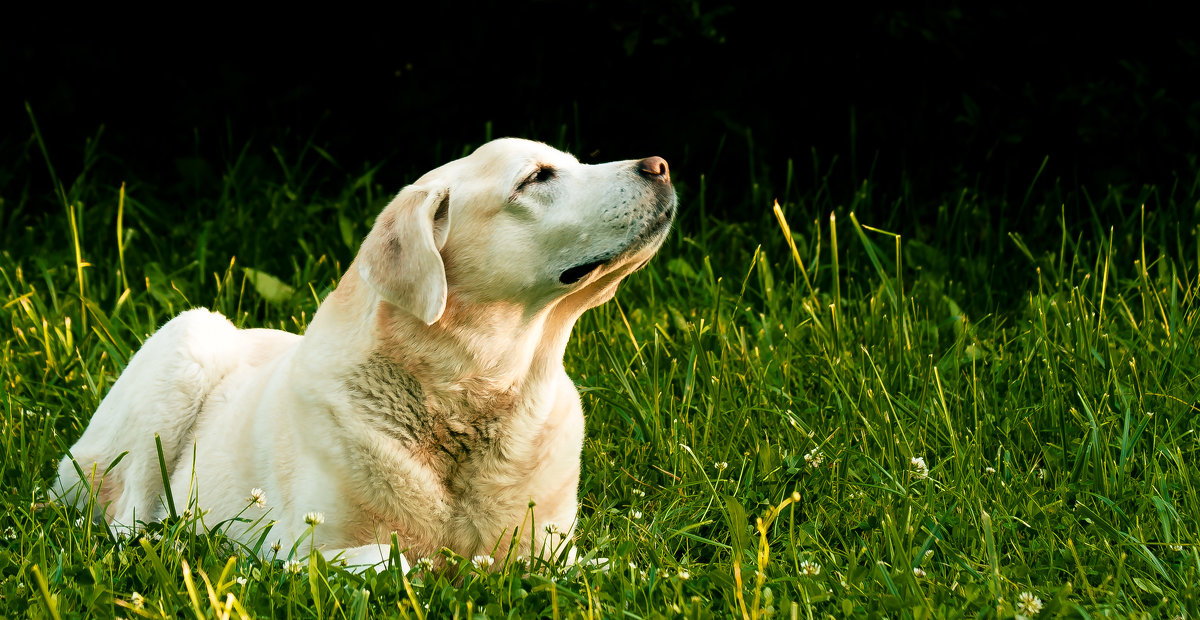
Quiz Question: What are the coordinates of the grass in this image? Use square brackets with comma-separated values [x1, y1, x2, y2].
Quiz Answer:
[2, 124, 1200, 618]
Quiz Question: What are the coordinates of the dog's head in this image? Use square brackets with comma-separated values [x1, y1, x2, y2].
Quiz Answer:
[358, 138, 676, 325]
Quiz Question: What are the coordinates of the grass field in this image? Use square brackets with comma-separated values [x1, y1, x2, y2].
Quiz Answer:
[2, 127, 1199, 618]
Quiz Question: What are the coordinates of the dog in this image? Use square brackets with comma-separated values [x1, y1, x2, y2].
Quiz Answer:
[53, 138, 676, 569]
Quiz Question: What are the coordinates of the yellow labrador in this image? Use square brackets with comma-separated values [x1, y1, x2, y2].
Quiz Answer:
[54, 138, 676, 569]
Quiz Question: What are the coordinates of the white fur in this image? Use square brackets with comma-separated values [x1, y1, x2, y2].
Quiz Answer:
[54, 138, 676, 570]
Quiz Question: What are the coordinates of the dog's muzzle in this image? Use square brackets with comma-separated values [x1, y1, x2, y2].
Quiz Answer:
[558, 157, 677, 285]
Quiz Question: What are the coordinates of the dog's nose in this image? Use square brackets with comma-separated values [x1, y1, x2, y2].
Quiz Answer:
[637, 156, 670, 182]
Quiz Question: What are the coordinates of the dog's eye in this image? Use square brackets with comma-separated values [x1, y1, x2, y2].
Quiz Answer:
[518, 166, 555, 190]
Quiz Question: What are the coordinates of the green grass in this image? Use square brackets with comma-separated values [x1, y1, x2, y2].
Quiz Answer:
[3, 126, 1200, 618]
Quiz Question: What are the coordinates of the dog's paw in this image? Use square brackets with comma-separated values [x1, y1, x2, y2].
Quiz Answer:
[573, 556, 611, 572]
[328, 543, 410, 574]
[558, 545, 610, 571]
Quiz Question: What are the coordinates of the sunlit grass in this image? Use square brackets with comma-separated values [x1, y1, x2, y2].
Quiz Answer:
[2, 127, 1199, 618]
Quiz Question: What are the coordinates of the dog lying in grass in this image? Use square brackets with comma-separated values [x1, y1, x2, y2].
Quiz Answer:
[53, 138, 676, 569]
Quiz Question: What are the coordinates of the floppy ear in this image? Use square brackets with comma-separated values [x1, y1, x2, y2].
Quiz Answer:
[357, 185, 452, 325]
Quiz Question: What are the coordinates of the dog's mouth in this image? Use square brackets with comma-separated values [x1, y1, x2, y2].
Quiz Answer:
[617, 200, 677, 258]
[559, 260, 608, 284]
[638, 201, 676, 242]
[558, 193, 677, 286]
[559, 201, 677, 286]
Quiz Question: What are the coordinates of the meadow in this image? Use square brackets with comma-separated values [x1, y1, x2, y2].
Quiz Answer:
[2, 125, 1198, 618]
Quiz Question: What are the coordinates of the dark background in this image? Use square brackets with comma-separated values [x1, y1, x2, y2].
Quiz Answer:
[4, 3, 1198, 223]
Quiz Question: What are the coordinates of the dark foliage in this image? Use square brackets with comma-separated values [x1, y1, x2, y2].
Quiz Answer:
[4, 3, 1198, 223]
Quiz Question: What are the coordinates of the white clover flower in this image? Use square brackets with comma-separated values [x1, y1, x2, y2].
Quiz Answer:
[1016, 591, 1043, 616]
[677, 568, 690, 580]
[910, 457, 929, 480]
[799, 560, 821, 576]
[304, 512, 324, 526]
[985, 466, 997, 474]
[415, 557, 435, 572]
[924, 549, 934, 561]
[632, 488, 646, 497]
[283, 559, 304, 574]
[248, 488, 267, 509]
[912, 567, 926, 578]
[472, 555, 494, 569]
[804, 449, 825, 468]
[714, 461, 728, 471]
[130, 591, 145, 609]
[631, 510, 643, 520]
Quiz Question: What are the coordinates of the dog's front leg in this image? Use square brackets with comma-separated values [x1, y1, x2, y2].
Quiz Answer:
[324, 543, 410, 574]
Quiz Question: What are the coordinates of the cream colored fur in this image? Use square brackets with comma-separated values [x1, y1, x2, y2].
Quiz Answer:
[53, 138, 676, 570]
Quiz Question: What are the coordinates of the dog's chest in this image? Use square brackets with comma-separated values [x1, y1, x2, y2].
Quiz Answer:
[343, 355, 521, 476]
[340, 355, 550, 553]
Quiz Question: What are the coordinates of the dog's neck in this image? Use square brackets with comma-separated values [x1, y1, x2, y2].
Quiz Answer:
[375, 297, 570, 391]
[304, 267, 582, 396]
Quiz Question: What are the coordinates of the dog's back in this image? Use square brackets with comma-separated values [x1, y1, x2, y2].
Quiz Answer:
[53, 309, 294, 525]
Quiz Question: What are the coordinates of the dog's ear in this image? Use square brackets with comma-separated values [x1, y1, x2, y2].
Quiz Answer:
[358, 185, 452, 325]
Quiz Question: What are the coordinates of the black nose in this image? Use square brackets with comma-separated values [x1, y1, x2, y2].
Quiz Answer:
[637, 156, 670, 182]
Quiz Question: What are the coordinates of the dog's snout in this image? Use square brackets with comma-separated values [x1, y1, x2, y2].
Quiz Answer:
[637, 156, 670, 183]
